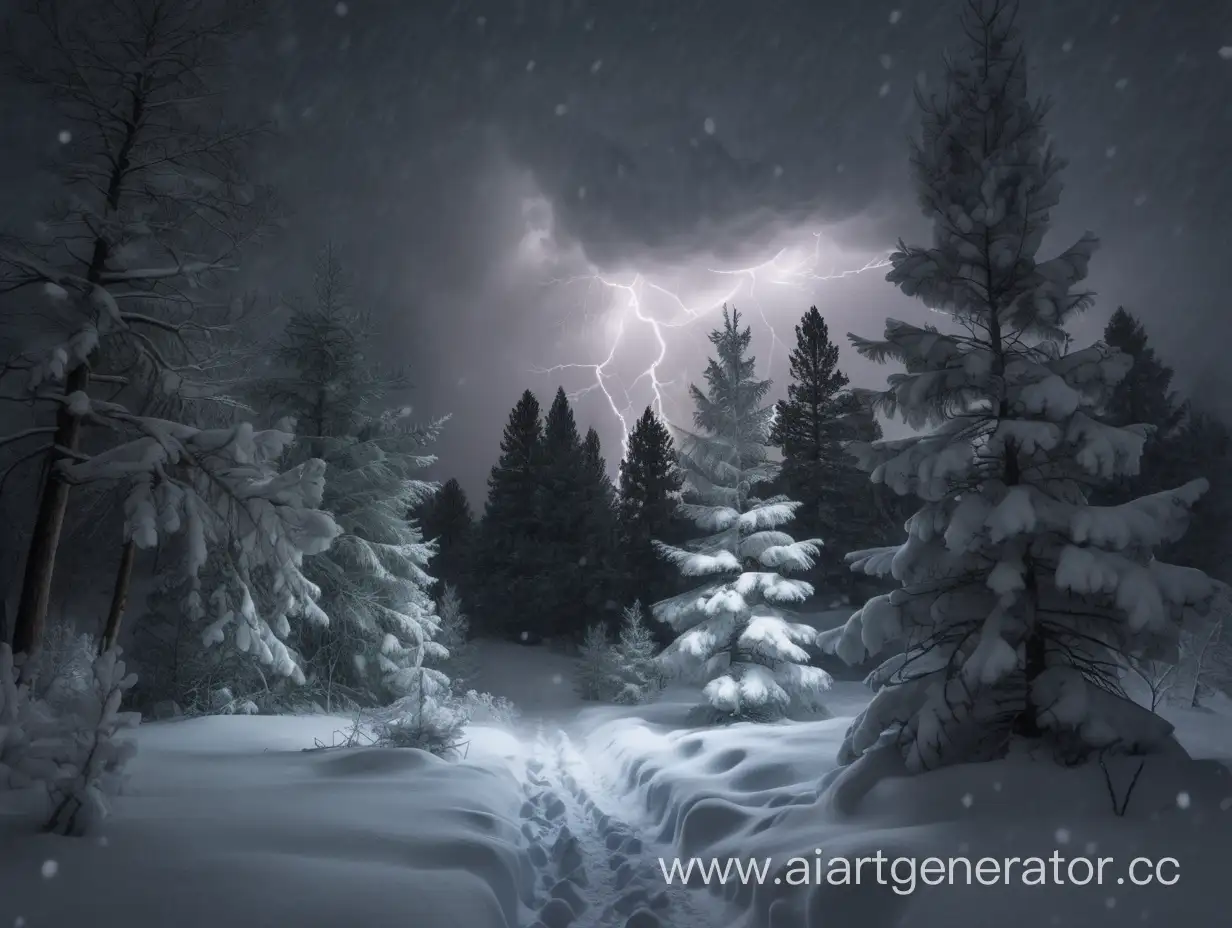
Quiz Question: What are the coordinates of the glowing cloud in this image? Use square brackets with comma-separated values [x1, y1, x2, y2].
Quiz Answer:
[515, 189, 892, 456]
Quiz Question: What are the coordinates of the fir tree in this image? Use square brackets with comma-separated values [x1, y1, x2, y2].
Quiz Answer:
[771, 306, 881, 597]
[433, 584, 476, 694]
[575, 623, 617, 701]
[536, 389, 588, 638]
[257, 248, 446, 705]
[610, 601, 663, 705]
[820, 1, 1217, 773]
[577, 427, 621, 623]
[476, 390, 544, 637]
[618, 408, 686, 621]
[653, 307, 831, 721]
[416, 478, 474, 597]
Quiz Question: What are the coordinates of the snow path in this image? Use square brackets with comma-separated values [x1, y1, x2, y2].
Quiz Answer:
[514, 723, 725, 928]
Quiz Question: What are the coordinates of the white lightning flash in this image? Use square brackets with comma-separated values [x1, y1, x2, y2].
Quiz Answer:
[519, 197, 891, 455]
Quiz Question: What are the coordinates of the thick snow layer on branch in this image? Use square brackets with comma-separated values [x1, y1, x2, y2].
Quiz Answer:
[1069, 479, 1208, 550]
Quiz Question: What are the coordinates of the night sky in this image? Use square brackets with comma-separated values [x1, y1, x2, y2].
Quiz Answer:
[3, 0, 1230, 502]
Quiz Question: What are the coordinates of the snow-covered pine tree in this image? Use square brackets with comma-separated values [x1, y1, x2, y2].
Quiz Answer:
[575, 622, 617, 701]
[0, 0, 275, 660]
[256, 248, 448, 707]
[819, 0, 1217, 772]
[434, 584, 477, 694]
[610, 601, 663, 705]
[652, 307, 830, 721]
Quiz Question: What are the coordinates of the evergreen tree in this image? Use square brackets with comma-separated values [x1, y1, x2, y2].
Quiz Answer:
[1093, 308, 1184, 506]
[653, 307, 831, 721]
[577, 427, 621, 621]
[1096, 310, 1232, 582]
[256, 249, 446, 706]
[575, 623, 618, 701]
[1101, 308, 1181, 433]
[416, 478, 474, 597]
[536, 389, 588, 637]
[476, 390, 544, 638]
[433, 584, 476, 694]
[820, 1, 1217, 773]
[771, 306, 885, 597]
[610, 601, 663, 705]
[618, 408, 686, 621]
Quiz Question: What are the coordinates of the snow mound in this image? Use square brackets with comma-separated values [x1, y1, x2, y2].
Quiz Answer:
[582, 699, 1231, 927]
[0, 714, 530, 928]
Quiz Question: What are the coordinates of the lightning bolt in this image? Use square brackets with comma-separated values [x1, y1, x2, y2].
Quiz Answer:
[527, 215, 891, 456]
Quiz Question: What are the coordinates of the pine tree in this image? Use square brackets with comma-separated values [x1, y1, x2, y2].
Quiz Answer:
[577, 427, 621, 623]
[575, 623, 617, 701]
[819, 1, 1217, 773]
[433, 584, 476, 694]
[618, 408, 686, 620]
[653, 307, 831, 721]
[1093, 308, 1184, 507]
[610, 601, 662, 705]
[771, 306, 881, 597]
[1101, 308, 1181, 433]
[416, 478, 474, 597]
[256, 249, 446, 706]
[536, 389, 588, 638]
[476, 390, 544, 638]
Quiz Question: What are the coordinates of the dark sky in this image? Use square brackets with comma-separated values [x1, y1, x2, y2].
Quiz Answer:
[4, 0, 1231, 505]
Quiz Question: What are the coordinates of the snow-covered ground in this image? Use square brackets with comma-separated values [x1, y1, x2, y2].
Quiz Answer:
[3, 639, 1229, 928]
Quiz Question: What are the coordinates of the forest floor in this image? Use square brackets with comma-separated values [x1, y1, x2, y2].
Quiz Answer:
[2, 639, 1231, 928]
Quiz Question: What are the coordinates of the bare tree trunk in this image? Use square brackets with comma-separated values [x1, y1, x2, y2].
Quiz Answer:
[11, 365, 90, 660]
[9, 44, 145, 661]
[99, 540, 137, 655]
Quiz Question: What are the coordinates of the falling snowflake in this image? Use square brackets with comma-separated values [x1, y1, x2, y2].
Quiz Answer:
[878, 81, 891, 97]
[526, 60, 536, 72]
[555, 103, 568, 116]
[577, 186, 587, 200]
[1220, 796, 1232, 811]
[1085, 841, 1098, 855]
[1133, 193, 1148, 207]
[1062, 38, 1074, 53]
[1105, 145, 1118, 158]
[591, 59, 603, 73]
[475, 15, 486, 27]
[961, 793, 973, 808]
[1110, 13, 1121, 24]
[993, 782, 1002, 792]
[551, 673, 563, 685]
[1219, 46, 1232, 60]
[773, 164, 784, 177]
[334, 1, 348, 16]
[57, 130, 71, 144]
[836, 163, 845, 173]
[703, 117, 716, 135]
[1106, 897, 1117, 910]
[889, 10, 902, 24]
[879, 53, 893, 69]
[1055, 827, 1071, 844]
[1115, 77, 1129, 90]
[41, 860, 58, 879]
[15, 918, 26, 928]
[1176, 791, 1191, 809]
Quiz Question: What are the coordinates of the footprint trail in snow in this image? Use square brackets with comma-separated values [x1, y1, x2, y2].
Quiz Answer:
[516, 725, 721, 928]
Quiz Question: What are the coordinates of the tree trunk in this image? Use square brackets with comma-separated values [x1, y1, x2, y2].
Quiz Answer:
[99, 539, 137, 655]
[10, 364, 90, 661]
[10, 65, 145, 663]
